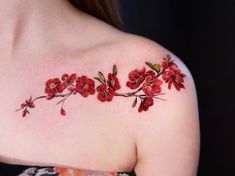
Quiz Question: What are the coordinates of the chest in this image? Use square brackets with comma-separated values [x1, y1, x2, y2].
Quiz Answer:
[0, 60, 137, 171]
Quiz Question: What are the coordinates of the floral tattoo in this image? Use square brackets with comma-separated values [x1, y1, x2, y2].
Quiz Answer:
[16, 54, 186, 117]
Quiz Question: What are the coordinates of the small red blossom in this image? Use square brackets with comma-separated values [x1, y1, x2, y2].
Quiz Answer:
[126, 67, 146, 89]
[61, 73, 77, 87]
[21, 98, 35, 109]
[22, 110, 27, 117]
[60, 108, 66, 116]
[162, 65, 185, 91]
[161, 55, 177, 69]
[161, 60, 177, 69]
[138, 97, 154, 112]
[45, 78, 64, 100]
[107, 73, 121, 91]
[75, 76, 95, 97]
[142, 70, 163, 97]
[17, 96, 35, 118]
[96, 84, 115, 102]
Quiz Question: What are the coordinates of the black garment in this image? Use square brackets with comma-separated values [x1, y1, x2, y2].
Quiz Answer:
[0, 162, 136, 176]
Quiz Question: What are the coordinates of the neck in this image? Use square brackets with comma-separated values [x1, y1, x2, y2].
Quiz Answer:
[0, 0, 87, 60]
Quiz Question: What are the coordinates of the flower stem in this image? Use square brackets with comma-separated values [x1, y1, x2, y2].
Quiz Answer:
[114, 92, 166, 101]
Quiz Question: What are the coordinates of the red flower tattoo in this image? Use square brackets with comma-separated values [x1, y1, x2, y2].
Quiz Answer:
[61, 73, 77, 87]
[60, 108, 66, 116]
[18, 96, 35, 117]
[161, 54, 177, 69]
[45, 78, 64, 100]
[142, 70, 163, 97]
[21, 97, 35, 109]
[162, 65, 186, 91]
[16, 54, 187, 117]
[75, 75, 95, 97]
[126, 67, 146, 89]
[138, 97, 154, 112]
[96, 84, 115, 102]
[107, 73, 121, 91]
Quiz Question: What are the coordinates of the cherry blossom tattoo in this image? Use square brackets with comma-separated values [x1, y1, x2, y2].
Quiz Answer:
[16, 54, 186, 117]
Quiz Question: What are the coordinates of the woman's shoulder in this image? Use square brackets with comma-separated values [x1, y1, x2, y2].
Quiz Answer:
[89, 29, 199, 116]
[107, 30, 191, 70]
[77, 27, 198, 109]
[110, 33, 200, 175]
[115, 31, 199, 117]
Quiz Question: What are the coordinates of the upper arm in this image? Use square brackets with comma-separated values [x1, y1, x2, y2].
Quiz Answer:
[133, 55, 200, 176]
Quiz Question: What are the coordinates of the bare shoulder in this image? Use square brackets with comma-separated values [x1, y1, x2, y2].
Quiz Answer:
[111, 32, 191, 73]
[111, 33, 200, 175]
[111, 32, 196, 90]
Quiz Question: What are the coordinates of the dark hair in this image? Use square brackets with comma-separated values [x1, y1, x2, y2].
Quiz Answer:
[69, 0, 123, 29]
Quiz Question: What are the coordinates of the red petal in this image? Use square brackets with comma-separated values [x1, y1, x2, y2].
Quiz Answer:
[143, 97, 154, 106]
[169, 62, 178, 68]
[152, 85, 162, 94]
[108, 73, 112, 80]
[173, 81, 180, 91]
[162, 61, 168, 69]
[128, 71, 136, 80]
[106, 96, 113, 101]
[62, 74, 69, 81]
[97, 84, 106, 92]
[21, 103, 26, 108]
[145, 76, 152, 82]
[81, 91, 88, 97]
[46, 94, 55, 100]
[70, 74, 77, 81]
[57, 84, 65, 93]
[53, 78, 61, 84]
[145, 70, 156, 77]
[81, 76, 88, 84]
[108, 87, 115, 95]
[60, 108, 66, 116]
[87, 79, 95, 86]
[28, 103, 35, 108]
[143, 104, 149, 111]
[45, 79, 53, 86]
[22, 110, 27, 118]
[76, 84, 83, 91]
[106, 92, 114, 101]
[115, 80, 121, 90]
[155, 79, 163, 85]
[168, 79, 173, 89]
[142, 84, 154, 97]
[138, 102, 143, 112]
[88, 87, 95, 94]
[178, 83, 185, 89]
[97, 93, 106, 102]
[126, 81, 138, 89]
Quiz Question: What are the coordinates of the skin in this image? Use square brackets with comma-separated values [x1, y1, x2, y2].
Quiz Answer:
[0, 0, 200, 175]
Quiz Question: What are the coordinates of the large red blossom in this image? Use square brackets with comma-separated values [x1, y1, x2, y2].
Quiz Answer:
[45, 78, 64, 100]
[138, 97, 154, 112]
[75, 76, 95, 97]
[162, 65, 185, 91]
[96, 84, 115, 102]
[142, 70, 163, 97]
[107, 73, 121, 91]
[126, 67, 146, 89]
